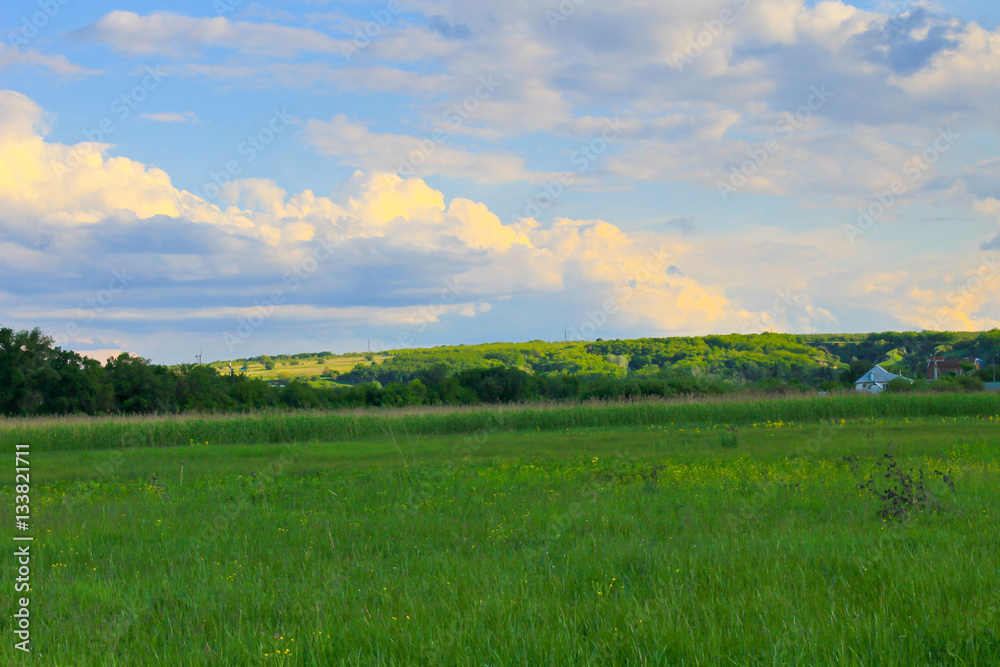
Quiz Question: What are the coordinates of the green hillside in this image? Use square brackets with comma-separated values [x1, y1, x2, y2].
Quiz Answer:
[5, 325, 999, 417]
[225, 330, 1000, 390]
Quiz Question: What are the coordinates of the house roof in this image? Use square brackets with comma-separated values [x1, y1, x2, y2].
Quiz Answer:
[928, 358, 975, 369]
[855, 365, 900, 385]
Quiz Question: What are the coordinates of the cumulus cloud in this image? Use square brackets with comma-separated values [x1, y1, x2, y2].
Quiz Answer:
[7, 0, 1000, 358]
[854, 261, 1000, 332]
[0, 91, 749, 361]
[889, 18, 1000, 112]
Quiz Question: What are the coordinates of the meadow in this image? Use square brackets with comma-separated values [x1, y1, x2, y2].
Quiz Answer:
[2, 394, 999, 665]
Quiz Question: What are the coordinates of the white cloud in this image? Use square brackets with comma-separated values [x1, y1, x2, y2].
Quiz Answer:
[76, 10, 346, 57]
[890, 21, 1000, 107]
[6, 0, 1000, 359]
[0, 45, 99, 77]
[1, 91, 749, 360]
[141, 111, 199, 123]
[303, 114, 557, 183]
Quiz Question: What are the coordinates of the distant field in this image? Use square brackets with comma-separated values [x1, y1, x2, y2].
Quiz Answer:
[209, 354, 390, 383]
[2, 396, 999, 664]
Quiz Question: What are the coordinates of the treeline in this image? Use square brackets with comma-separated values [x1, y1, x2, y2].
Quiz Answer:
[0, 326, 737, 416]
[3, 326, 997, 417]
[0, 327, 276, 416]
[799, 330, 1000, 379]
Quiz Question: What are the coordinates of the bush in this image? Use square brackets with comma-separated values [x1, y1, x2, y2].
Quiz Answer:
[884, 378, 915, 393]
[930, 374, 984, 393]
[752, 378, 810, 395]
[856, 450, 955, 521]
[718, 430, 738, 448]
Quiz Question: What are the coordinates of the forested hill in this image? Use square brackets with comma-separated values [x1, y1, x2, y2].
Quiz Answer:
[329, 330, 999, 387]
[3, 324, 999, 417]
[333, 335, 843, 386]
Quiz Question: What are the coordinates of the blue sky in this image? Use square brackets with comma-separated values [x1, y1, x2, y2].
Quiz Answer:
[2, 0, 999, 364]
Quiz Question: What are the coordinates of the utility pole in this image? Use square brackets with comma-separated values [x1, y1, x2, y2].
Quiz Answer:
[195, 349, 203, 365]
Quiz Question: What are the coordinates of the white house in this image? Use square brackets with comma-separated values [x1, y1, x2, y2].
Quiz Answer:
[855, 365, 912, 394]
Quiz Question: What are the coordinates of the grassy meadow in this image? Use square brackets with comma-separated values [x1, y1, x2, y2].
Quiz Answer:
[2, 395, 999, 664]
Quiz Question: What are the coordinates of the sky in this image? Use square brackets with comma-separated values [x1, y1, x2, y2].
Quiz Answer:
[2, 0, 1000, 365]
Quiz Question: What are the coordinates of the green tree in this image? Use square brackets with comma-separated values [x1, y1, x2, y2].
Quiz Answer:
[105, 353, 177, 413]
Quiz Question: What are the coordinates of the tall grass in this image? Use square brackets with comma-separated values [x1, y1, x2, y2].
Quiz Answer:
[3, 393, 998, 452]
[4, 422, 998, 665]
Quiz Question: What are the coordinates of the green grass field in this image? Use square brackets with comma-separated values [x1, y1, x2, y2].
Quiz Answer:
[2, 397, 999, 664]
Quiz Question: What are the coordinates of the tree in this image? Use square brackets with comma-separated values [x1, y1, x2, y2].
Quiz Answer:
[229, 376, 277, 409]
[175, 364, 237, 412]
[279, 381, 325, 409]
[105, 353, 177, 413]
[844, 358, 871, 386]
[0, 327, 114, 415]
[0, 327, 54, 415]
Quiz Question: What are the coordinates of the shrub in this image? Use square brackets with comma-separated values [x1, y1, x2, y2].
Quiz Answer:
[931, 374, 984, 393]
[884, 378, 915, 393]
[718, 430, 738, 448]
[856, 450, 955, 521]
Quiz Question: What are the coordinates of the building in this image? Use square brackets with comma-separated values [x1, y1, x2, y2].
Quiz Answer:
[926, 357, 980, 380]
[855, 365, 911, 394]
